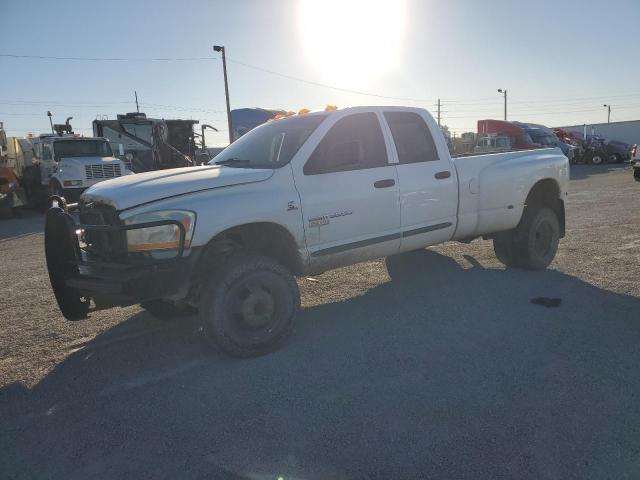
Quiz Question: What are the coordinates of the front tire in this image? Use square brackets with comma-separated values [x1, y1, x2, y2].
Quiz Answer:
[199, 254, 300, 358]
[590, 154, 604, 165]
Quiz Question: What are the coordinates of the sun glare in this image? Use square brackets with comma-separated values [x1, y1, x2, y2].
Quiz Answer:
[298, 0, 406, 84]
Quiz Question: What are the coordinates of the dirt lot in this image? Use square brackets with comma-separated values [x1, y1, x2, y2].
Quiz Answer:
[1, 164, 639, 479]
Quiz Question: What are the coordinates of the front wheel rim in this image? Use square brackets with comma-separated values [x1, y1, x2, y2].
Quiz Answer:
[221, 272, 291, 348]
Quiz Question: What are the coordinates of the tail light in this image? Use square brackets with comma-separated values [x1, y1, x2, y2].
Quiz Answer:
[631, 145, 637, 157]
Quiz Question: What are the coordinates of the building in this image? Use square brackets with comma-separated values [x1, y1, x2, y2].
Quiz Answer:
[556, 120, 640, 146]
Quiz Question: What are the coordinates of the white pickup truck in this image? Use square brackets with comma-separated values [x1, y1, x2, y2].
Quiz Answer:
[45, 106, 569, 357]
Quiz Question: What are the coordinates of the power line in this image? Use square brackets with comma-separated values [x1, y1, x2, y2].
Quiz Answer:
[140, 103, 226, 114]
[5, 51, 640, 110]
[441, 93, 640, 108]
[0, 53, 215, 62]
[226, 57, 435, 103]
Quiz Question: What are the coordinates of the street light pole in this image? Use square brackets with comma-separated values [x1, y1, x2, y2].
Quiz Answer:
[47, 110, 54, 134]
[497, 89, 507, 120]
[214, 45, 233, 144]
[603, 104, 611, 124]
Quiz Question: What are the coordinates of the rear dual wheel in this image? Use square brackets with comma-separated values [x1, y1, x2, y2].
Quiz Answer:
[493, 206, 560, 270]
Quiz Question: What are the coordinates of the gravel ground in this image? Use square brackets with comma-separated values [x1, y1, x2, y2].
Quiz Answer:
[1, 164, 639, 479]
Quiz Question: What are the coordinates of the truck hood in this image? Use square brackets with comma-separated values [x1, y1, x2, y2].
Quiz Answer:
[81, 165, 274, 211]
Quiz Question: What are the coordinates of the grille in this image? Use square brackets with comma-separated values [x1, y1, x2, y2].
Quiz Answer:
[79, 203, 126, 261]
[85, 163, 122, 180]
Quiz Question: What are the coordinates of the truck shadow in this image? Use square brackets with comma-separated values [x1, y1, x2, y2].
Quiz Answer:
[0, 209, 44, 241]
[569, 162, 630, 180]
[2, 250, 640, 479]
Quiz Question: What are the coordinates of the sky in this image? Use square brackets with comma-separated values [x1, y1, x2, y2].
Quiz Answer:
[1, 0, 639, 146]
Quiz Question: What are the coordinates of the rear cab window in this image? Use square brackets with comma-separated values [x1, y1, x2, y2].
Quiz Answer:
[383, 111, 439, 164]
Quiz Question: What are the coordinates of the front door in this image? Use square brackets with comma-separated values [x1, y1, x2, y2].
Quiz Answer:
[292, 112, 400, 268]
[381, 110, 458, 251]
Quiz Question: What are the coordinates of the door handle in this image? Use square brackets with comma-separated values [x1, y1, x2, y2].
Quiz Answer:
[374, 179, 395, 188]
[434, 171, 451, 180]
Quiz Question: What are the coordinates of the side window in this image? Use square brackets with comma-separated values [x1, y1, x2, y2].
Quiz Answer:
[42, 144, 52, 161]
[383, 111, 439, 164]
[303, 112, 387, 175]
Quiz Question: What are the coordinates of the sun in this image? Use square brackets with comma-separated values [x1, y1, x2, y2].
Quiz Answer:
[298, 0, 407, 84]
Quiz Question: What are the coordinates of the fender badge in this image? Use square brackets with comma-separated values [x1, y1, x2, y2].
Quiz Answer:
[287, 201, 299, 211]
[309, 215, 329, 227]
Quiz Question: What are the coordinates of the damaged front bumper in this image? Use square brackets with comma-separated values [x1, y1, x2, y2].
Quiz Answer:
[44, 205, 200, 321]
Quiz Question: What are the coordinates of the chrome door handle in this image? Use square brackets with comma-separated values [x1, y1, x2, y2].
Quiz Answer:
[434, 171, 451, 179]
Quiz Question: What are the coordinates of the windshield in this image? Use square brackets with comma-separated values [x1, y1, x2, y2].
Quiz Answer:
[53, 140, 113, 160]
[528, 131, 557, 146]
[211, 114, 327, 168]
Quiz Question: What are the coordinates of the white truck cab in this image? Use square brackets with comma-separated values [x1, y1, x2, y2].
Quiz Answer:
[30, 134, 132, 202]
[45, 106, 569, 358]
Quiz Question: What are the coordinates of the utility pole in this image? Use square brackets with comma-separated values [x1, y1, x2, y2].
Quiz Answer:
[497, 89, 507, 120]
[214, 45, 233, 144]
[135, 91, 140, 113]
[436, 98, 441, 127]
[603, 104, 611, 123]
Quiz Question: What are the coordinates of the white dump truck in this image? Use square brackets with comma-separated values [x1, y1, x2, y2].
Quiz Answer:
[28, 133, 133, 203]
[45, 106, 569, 357]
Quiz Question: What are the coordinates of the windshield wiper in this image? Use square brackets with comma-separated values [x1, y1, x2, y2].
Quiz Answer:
[215, 157, 251, 166]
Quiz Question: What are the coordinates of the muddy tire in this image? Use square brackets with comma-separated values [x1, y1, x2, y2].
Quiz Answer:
[512, 206, 560, 270]
[492, 232, 518, 268]
[199, 254, 299, 358]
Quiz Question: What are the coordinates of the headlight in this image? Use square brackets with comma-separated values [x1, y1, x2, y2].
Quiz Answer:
[63, 180, 83, 187]
[122, 210, 196, 254]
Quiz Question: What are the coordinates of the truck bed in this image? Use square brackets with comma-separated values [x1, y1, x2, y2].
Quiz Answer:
[451, 147, 569, 240]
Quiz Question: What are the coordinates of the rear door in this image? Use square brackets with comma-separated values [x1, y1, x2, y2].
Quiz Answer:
[381, 110, 458, 251]
[292, 111, 400, 265]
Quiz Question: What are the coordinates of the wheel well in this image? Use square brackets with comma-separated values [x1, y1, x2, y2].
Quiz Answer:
[525, 179, 565, 237]
[200, 222, 302, 274]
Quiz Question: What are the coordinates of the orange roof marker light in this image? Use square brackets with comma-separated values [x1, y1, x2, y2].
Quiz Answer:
[325, 105, 338, 111]
[298, 108, 310, 115]
[274, 114, 286, 120]
[285, 111, 295, 117]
